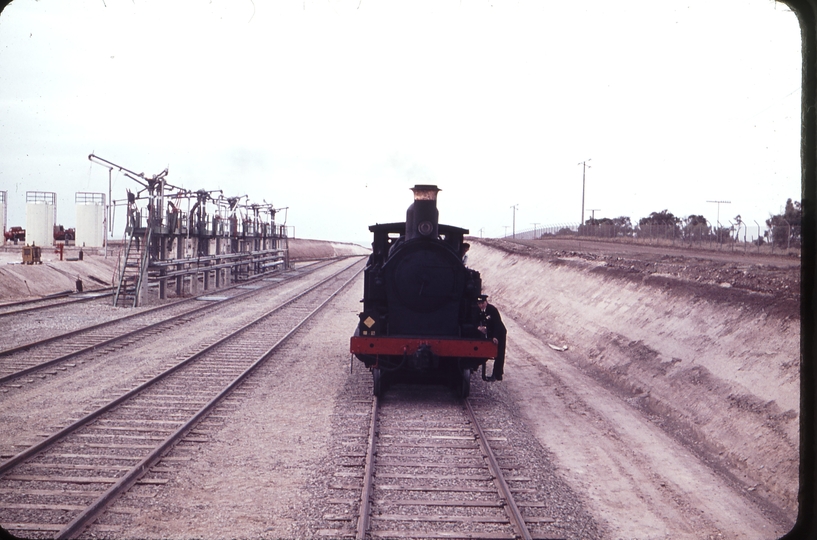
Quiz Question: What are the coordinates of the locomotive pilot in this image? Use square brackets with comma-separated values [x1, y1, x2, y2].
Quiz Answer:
[477, 294, 507, 381]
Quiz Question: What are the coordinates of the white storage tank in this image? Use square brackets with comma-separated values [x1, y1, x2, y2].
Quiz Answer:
[25, 191, 56, 247]
[0, 191, 6, 246]
[75, 192, 105, 248]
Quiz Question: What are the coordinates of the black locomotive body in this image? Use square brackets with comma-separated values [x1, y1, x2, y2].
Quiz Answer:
[350, 185, 497, 397]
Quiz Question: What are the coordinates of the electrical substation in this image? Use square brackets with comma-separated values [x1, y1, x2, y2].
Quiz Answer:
[88, 155, 289, 307]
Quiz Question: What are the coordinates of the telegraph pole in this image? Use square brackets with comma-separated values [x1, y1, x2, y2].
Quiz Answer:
[578, 159, 591, 225]
[587, 209, 601, 221]
[510, 204, 519, 238]
[105, 168, 111, 258]
[531, 223, 540, 239]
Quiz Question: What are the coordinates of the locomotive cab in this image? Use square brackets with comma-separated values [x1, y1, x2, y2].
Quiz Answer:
[351, 185, 497, 397]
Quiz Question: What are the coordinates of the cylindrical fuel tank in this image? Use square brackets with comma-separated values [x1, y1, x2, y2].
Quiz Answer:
[75, 193, 105, 247]
[26, 193, 56, 247]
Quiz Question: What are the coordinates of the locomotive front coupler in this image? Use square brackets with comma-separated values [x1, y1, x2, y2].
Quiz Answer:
[409, 343, 439, 371]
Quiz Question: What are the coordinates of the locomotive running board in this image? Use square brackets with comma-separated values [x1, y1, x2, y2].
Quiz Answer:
[350, 336, 498, 358]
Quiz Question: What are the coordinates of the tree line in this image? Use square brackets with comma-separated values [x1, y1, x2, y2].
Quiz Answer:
[573, 198, 801, 247]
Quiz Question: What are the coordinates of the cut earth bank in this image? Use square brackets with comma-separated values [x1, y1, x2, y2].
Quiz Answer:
[0, 238, 369, 303]
[285, 238, 369, 261]
[470, 238, 799, 526]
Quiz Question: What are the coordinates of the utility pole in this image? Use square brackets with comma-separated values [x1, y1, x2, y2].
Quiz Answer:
[531, 223, 540, 239]
[706, 200, 731, 227]
[503, 225, 510, 237]
[478, 228, 484, 238]
[510, 204, 519, 238]
[578, 159, 591, 225]
[105, 168, 111, 258]
[587, 209, 601, 221]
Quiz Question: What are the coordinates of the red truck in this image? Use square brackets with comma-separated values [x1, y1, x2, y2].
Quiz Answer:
[53, 225, 75, 242]
[4, 226, 25, 242]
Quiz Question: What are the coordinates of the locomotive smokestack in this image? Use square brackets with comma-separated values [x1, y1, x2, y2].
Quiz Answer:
[406, 185, 440, 240]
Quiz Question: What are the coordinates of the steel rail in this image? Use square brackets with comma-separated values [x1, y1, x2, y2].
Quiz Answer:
[0, 289, 74, 308]
[0, 258, 363, 478]
[56, 260, 365, 539]
[0, 258, 356, 385]
[354, 392, 534, 539]
[0, 288, 251, 386]
[465, 398, 532, 540]
[0, 289, 74, 311]
[0, 293, 189, 359]
[0, 258, 334, 358]
[0, 291, 114, 319]
[356, 395, 380, 540]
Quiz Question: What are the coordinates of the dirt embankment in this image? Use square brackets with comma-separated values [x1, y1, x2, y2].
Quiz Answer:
[0, 246, 118, 302]
[471, 238, 800, 521]
[287, 238, 370, 261]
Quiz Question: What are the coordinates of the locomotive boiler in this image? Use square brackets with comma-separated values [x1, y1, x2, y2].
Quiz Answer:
[350, 185, 497, 397]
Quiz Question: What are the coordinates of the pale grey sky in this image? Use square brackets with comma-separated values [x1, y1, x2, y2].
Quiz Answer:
[0, 0, 802, 243]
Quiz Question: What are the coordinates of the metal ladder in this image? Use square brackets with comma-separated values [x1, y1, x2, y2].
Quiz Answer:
[113, 227, 152, 307]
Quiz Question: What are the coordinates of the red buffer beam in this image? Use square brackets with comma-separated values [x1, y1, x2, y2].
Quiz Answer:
[350, 336, 497, 358]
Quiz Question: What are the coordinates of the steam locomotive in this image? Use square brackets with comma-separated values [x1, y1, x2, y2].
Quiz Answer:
[350, 185, 497, 397]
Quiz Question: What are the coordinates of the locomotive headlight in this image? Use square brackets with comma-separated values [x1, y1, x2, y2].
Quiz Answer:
[417, 220, 434, 236]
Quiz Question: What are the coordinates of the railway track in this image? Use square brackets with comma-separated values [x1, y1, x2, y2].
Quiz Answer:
[0, 258, 352, 388]
[0, 257, 365, 538]
[326, 384, 558, 540]
[0, 258, 336, 352]
[0, 290, 112, 318]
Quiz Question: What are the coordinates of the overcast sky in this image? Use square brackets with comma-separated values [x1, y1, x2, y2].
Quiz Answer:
[0, 0, 802, 244]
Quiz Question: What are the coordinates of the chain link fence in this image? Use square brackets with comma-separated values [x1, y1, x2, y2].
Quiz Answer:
[500, 222, 801, 255]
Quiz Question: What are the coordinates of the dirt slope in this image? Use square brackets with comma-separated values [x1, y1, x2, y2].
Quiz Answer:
[470, 238, 799, 533]
[287, 238, 369, 260]
[0, 246, 117, 301]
